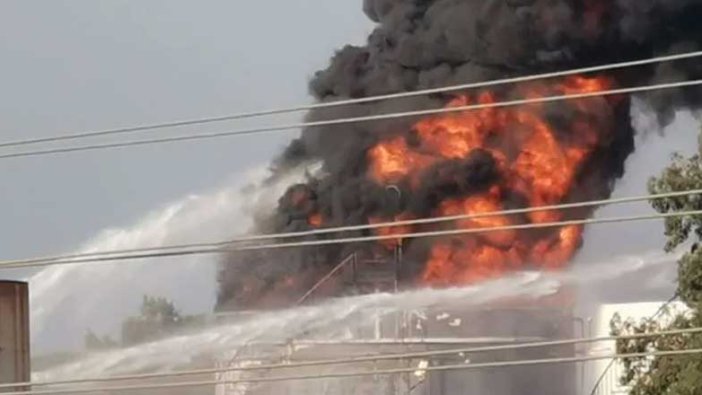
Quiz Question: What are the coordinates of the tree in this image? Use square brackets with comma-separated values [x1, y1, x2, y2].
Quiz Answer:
[121, 295, 198, 346]
[83, 295, 203, 350]
[611, 135, 702, 394]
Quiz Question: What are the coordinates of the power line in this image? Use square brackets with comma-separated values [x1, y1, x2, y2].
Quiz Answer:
[11, 348, 702, 394]
[229, 210, 702, 252]
[2, 78, 702, 160]
[5, 209, 701, 269]
[2, 50, 701, 151]
[6, 188, 698, 268]
[3, 208, 702, 270]
[8, 327, 701, 390]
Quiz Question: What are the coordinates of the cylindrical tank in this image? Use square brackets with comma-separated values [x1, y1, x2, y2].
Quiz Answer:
[420, 305, 577, 395]
[0, 281, 30, 392]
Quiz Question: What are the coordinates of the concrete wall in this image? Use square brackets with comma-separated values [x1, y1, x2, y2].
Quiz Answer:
[0, 281, 30, 392]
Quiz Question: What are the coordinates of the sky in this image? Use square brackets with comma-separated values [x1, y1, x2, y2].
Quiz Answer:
[0, 1, 700, 353]
[0, 0, 373, 260]
[0, 0, 373, 352]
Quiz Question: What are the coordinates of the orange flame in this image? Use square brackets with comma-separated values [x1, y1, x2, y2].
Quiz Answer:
[364, 75, 612, 285]
[308, 213, 322, 227]
[370, 214, 414, 249]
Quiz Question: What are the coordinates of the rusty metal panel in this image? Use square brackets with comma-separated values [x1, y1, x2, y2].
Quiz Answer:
[0, 281, 30, 392]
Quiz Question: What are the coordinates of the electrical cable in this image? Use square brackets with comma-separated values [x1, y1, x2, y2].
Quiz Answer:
[3, 327, 700, 390]
[2, 79, 702, 160]
[3, 209, 701, 269]
[9, 348, 702, 395]
[2, 50, 701, 150]
[2, 189, 699, 270]
[4, 208, 698, 270]
[230, 210, 702, 252]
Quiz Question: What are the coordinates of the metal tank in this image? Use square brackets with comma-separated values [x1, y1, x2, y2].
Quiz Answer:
[417, 304, 577, 395]
[0, 281, 30, 392]
[213, 249, 579, 395]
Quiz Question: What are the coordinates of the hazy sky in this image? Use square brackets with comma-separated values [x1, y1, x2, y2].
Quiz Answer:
[1, 1, 701, 353]
[0, 0, 372, 260]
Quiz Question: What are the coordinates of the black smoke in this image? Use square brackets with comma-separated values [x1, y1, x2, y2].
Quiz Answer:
[217, 0, 702, 311]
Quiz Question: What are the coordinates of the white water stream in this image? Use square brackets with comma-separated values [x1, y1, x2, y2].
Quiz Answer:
[35, 249, 676, 381]
[27, 166, 310, 353]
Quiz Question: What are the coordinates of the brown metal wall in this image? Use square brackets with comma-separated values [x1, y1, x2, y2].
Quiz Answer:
[0, 281, 30, 392]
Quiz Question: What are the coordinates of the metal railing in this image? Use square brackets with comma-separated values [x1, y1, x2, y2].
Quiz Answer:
[296, 253, 357, 305]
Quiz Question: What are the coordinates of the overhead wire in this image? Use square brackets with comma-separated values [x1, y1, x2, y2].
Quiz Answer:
[2, 208, 702, 270]
[2, 79, 702, 160]
[5, 327, 701, 390]
[10, 348, 702, 394]
[232, 210, 702, 251]
[1, 188, 700, 270]
[2, 50, 701, 151]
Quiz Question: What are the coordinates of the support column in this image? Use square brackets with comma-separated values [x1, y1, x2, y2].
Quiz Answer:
[0, 281, 30, 392]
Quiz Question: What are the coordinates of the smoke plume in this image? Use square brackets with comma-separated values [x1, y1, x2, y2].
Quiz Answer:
[217, 0, 702, 310]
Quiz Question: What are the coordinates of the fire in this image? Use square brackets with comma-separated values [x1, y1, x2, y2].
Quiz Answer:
[438, 188, 517, 247]
[367, 137, 436, 184]
[414, 93, 501, 159]
[370, 214, 414, 249]
[367, 92, 504, 184]
[305, 75, 612, 286]
[308, 213, 322, 227]
[364, 75, 612, 285]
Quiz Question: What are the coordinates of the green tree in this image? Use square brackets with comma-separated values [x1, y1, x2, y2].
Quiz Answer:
[611, 135, 702, 394]
[121, 295, 198, 345]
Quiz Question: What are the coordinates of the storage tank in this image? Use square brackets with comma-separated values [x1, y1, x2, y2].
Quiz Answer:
[0, 281, 30, 392]
[213, 267, 578, 395]
[403, 292, 578, 395]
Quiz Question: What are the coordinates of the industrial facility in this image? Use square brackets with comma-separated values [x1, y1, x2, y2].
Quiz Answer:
[212, 249, 580, 395]
[3, 1, 702, 394]
[0, 261, 687, 395]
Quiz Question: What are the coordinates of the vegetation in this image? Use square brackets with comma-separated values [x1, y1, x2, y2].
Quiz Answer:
[85, 295, 201, 350]
[612, 138, 702, 394]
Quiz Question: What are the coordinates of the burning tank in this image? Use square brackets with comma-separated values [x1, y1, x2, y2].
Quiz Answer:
[217, 72, 632, 310]
[216, 0, 702, 309]
[212, 1, 702, 394]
